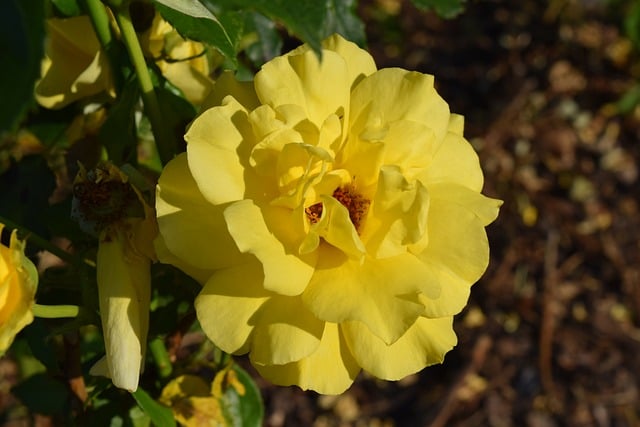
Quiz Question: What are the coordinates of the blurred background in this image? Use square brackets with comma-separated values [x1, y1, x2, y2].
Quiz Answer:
[257, 0, 640, 425]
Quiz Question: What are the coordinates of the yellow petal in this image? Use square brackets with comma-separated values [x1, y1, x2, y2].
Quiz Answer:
[255, 49, 351, 129]
[0, 228, 37, 354]
[153, 233, 214, 285]
[303, 245, 430, 344]
[342, 316, 457, 380]
[35, 17, 113, 109]
[428, 182, 501, 226]
[156, 153, 244, 271]
[186, 97, 256, 205]
[224, 200, 315, 296]
[420, 129, 484, 192]
[200, 70, 259, 112]
[349, 68, 450, 152]
[195, 259, 270, 354]
[321, 34, 377, 90]
[361, 166, 430, 258]
[162, 61, 213, 106]
[96, 232, 150, 392]
[253, 323, 360, 394]
[250, 296, 324, 365]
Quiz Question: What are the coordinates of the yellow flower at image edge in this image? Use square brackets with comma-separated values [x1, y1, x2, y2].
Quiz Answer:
[0, 225, 38, 354]
[156, 34, 502, 394]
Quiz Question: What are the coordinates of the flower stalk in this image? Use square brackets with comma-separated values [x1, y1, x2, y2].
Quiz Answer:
[33, 304, 80, 319]
[113, 1, 174, 164]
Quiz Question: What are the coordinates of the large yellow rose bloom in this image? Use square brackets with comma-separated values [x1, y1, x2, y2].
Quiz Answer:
[156, 34, 501, 394]
[0, 225, 38, 354]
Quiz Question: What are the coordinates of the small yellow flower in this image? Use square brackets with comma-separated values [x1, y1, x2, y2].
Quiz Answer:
[35, 16, 115, 109]
[35, 12, 212, 109]
[74, 162, 157, 391]
[140, 13, 213, 105]
[156, 34, 501, 394]
[0, 225, 38, 354]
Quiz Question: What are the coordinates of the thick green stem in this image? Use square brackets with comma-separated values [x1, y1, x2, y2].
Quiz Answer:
[149, 337, 172, 378]
[33, 304, 80, 319]
[114, 4, 174, 165]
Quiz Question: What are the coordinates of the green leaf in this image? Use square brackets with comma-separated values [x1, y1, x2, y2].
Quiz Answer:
[152, 0, 240, 66]
[52, 0, 81, 16]
[131, 387, 177, 427]
[220, 364, 264, 427]
[0, 0, 46, 133]
[12, 373, 70, 415]
[410, 0, 466, 18]
[323, 0, 366, 47]
[244, 11, 283, 66]
[99, 77, 140, 164]
[250, 0, 326, 55]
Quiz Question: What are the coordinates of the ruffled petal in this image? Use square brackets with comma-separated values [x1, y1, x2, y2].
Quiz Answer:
[186, 97, 257, 205]
[224, 200, 316, 296]
[255, 49, 351, 128]
[250, 296, 324, 365]
[349, 68, 450, 152]
[361, 166, 430, 258]
[414, 196, 492, 317]
[427, 182, 501, 226]
[200, 70, 260, 112]
[252, 323, 360, 394]
[321, 34, 377, 89]
[195, 259, 270, 355]
[303, 245, 433, 344]
[419, 128, 484, 192]
[342, 316, 457, 380]
[153, 233, 214, 285]
[156, 153, 243, 271]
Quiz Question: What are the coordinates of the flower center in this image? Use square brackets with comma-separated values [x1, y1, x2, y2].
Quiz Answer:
[305, 186, 371, 232]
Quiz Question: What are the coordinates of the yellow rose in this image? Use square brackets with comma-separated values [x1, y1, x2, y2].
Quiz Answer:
[140, 13, 213, 105]
[0, 225, 38, 354]
[35, 16, 115, 109]
[74, 163, 157, 391]
[36, 12, 213, 109]
[156, 34, 501, 394]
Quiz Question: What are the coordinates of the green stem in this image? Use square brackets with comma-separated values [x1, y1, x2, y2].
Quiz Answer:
[83, 0, 123, 93]
[114, 3, 174, 165]
[33, 304, 80, 319]
[149, 337, 172, 378]
[84, 0, 112, 47]
[0, 215, 76, 265]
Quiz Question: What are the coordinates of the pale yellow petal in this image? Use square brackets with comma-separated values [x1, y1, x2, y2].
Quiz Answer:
[361, 166, 430, 258]
[97, 233, 150, 392]
[419, 130, 484, 192]
[321, 34, 377, 89]
[153, 233, 214, 285]
[427, 182, 501, 226]
[255, 49, 351, 128]
[224, 200, 315, 296]
[156, 153, 244, 271]
[195, 259, 270, 355]
[303, 245, 432, 344]
[186, 98, 256, 205]
[253, 323, 360, 394]
[250, 296, 324, 365]
[343, 316, 457, 380]
[349, 68, 450, 152]
[162, 61, 213, 105]
[200, 70, 259, 112]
